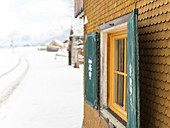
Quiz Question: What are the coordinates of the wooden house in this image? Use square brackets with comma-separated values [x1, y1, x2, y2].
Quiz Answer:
[75, 0, 170, 128]
[47, 40, 63, 52]
[68, 20, 84, 68]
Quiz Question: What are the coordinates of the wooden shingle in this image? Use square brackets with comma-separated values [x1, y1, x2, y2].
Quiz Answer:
[83, 0, 170, 127]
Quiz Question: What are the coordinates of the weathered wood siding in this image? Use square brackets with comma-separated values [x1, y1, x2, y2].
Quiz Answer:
[74, 0, 83, 18]
[83, 0, 170, 128]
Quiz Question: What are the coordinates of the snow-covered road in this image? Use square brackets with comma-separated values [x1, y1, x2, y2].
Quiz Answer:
[0, 48, 84, 128]
[0, 49, 20, 77]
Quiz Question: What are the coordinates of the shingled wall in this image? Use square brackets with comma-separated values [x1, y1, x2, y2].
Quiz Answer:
[83, 0, 170, 128]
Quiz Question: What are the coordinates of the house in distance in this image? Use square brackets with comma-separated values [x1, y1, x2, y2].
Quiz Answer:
[47, 40, 63, 52]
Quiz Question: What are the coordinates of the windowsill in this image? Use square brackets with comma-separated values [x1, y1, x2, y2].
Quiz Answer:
[109, 105, 127, 122]
[100, 108, 126, 128]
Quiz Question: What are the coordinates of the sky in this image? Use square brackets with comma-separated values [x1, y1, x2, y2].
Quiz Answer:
[0, 0, 82, 47]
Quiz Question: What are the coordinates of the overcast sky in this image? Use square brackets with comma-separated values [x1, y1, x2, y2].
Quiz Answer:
[0, 0, 78, 47]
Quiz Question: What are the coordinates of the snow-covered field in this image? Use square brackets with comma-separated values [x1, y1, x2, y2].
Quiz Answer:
[0, 48, 20, 77]
[0, 47, 84, 128]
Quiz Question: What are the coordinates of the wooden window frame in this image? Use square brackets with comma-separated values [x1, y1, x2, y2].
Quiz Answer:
[99, 10, 139, 128]
[107, 27, 127, 122]
[99, 22, 128, 128]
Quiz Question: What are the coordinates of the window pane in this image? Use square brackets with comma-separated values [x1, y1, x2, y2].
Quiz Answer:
[114, 74, 124, 107]
[115, 39, 125, 72]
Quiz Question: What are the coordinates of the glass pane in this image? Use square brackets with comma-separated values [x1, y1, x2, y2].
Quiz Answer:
[115, 39, 125, 72]
[114, 74, 124, 107]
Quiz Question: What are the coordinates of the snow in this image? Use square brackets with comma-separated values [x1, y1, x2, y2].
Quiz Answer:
[0, 56, 28, 105]
[0, 47, 84, 128]
[0, 48, 20, 77]
[72, 18, 84, 37]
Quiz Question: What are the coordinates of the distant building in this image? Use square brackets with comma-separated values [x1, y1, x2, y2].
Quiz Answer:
[68, 19, 84, 68]
[37, 43, 48, 51]
[71, 35, 83, 68]
[63, 40, 69, 49]
[68, 0, 84, 68]
[47, 40, 63, 52]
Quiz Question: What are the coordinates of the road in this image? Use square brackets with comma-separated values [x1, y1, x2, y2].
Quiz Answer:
[0, 48, 84, 128]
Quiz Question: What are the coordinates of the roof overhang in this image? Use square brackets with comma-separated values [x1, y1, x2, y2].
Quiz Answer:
[75, 11, 84, 19]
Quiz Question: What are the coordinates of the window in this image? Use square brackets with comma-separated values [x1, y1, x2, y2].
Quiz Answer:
[108, 27, 127, 121]
[99, 22, 128, 128]
[99, 10, 139, 128]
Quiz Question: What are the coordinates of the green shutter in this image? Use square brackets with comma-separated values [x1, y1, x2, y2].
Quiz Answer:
[85, 32, 98, 109]
[127, 9, 140, 128]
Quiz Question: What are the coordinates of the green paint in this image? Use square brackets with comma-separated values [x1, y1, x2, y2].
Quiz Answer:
[127, 9, 140, 128]
[85, 32, 98, 109]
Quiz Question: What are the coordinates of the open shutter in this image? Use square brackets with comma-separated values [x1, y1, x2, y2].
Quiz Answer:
[127, 9, 140, 128]
[85, 32, 98, 109]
